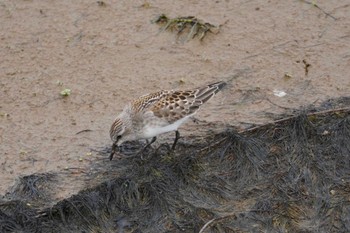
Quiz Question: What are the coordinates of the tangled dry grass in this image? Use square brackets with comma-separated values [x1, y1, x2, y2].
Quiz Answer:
[1, 98, 349, 232]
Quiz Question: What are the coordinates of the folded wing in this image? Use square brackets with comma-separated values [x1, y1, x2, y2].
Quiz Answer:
[151, 81, 226, 123]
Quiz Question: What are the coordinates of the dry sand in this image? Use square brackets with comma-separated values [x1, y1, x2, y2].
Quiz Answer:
[1, 0, 349, 197]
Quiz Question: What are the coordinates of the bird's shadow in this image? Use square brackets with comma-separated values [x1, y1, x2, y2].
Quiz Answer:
[96, 141, 177, 162]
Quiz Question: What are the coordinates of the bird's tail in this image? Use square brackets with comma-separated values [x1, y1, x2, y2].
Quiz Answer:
[195, 81, 226, 104]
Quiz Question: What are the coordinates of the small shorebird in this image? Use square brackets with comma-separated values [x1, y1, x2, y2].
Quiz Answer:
[109, 81, 226, 160]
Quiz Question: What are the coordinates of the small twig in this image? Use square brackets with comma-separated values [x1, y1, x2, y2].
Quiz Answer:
[300, 0, 337, 20]
[302, 59, 311, 76]
[240, 107, 350, 133]
[198, 136, 228, 152]
[199, 214, 237, 233]
[76, 129, 92, 135]
[199, 219, 215, 233]
[266, 98, 295, 110]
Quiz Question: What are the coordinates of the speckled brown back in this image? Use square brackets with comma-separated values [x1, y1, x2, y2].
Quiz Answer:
[131, 90, 169, 112]
[150, 81, 226, 123]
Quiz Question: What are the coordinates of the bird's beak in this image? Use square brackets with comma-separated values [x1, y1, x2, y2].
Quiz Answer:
[109, 142, 119, 161]
[115, 135, 122, 145]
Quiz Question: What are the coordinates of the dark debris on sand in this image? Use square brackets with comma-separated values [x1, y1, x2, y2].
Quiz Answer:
[152, 14, 220, 42]
[1, 98, 350, 233]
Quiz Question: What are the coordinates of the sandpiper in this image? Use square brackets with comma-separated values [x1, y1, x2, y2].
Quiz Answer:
[109, 81, 226, 160]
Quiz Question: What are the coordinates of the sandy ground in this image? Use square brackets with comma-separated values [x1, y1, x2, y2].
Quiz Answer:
[1, 0, 349, 197]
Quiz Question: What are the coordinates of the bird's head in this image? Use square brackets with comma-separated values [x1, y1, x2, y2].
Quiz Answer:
[110, 115, 136, 146]
[110, 117, 126, 146]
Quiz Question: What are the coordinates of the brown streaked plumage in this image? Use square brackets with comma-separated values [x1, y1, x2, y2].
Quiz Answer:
[109, 81, 226, 160]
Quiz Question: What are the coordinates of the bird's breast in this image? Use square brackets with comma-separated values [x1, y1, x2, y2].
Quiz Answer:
[142, 114, 193, 138]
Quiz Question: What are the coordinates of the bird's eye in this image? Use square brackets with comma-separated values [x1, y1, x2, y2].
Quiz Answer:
[116, 135, 122, 141]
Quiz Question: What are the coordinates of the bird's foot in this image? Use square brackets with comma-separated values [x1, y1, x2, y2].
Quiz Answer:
[155, 143, 171, 156]
[137, 147, 153, 160]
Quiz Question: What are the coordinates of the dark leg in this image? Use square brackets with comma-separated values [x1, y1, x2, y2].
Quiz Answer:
[139, 137, 157, 160]
[109, 142, 118, 161]
[172, 130, 180, 150]
[143, 137, 157, 151]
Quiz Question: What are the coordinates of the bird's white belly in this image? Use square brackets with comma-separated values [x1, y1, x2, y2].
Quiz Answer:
[143, 115, 192, 138]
